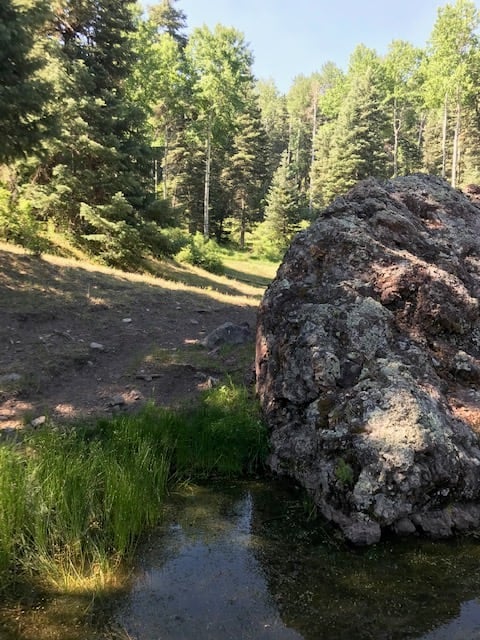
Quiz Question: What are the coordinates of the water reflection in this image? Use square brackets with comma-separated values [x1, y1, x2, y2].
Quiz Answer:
[419, 600, 480, 640]
[115, 484, 302, 639]
[115, 481, 480, 640]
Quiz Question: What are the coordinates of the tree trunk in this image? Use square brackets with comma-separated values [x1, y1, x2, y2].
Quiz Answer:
[441, 93, 448, 179]
[240, 195, 245, 249]
[451, 98, 461, 188]
[309, 92, 318, 214]
[163, 125, 169, 200]
[417, 112, 426, 153]
[393, 97, 400, 178]
[203, 120, 212, 240]
[154, 158, 158, 198]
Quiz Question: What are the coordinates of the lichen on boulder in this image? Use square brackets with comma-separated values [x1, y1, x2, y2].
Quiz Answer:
[256, 174, 480, 545]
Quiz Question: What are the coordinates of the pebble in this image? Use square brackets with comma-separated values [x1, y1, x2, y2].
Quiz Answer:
[0, 373, 21, 383]
[31, 415, 46, 428]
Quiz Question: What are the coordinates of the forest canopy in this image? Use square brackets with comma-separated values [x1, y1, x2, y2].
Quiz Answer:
[1, 0, 479, 268]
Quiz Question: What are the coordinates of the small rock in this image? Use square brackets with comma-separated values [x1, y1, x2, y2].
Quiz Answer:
[109, 395, 125, 407]
[0, 373, 21, 383]
[394, 518, 417, 535]
[190, 319, 200, 325]
[201, 322, 251, 350]
[122, 318, 132, 323]
[90, 342, 105, 351]
[31, 415, 46, 428]
[342, 519, 381, 546]
[206, 375, 220, 388]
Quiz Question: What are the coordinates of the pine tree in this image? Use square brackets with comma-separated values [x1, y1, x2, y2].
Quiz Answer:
[310, 121, 335, 208]
[287, 75, 314, 196]
[322, 64, 389, 202]
[149, 0, 187, 47]
[0, 0, 51, 161]
[256, 79, 289, 181]
[33, 0, 152, 250]
[262, 151, 302, 252]
[221, 93, 268, 247]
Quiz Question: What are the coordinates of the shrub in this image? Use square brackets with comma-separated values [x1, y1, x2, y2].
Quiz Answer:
[80, 194, 144, 269]
[140, 223, 190, 258]
[176, 233, 225, 274]
[0, 185, 48, 254]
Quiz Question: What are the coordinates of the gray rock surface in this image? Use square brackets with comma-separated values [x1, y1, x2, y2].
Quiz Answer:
[202, 322, 251, 350]
[256, 174, 480, 544]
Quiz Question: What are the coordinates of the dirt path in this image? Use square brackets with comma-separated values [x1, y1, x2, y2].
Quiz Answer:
[0, 247, 265, 430]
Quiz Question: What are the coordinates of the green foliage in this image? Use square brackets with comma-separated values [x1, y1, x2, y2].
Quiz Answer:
[0, 383, 268, 589]
[0, 185, 48, 254]
[0, 0, 52, 161]
[422, 0, 479, 185]
[220, 91, 269, 247]
[317, 59, 390, 203]
[3, 0, 480, 266]
[171, 382, 269, 478]
[21, 0, 152, 235]
[262, 150, 304, 253]
[176, 233, 225, 273]
[148, 0, 188, 47]
[255, 78, 289, 178]
[335, 458, 354, 486]
[383, 40, 423, 177]
[154, 226, 191, 256]
[0, 447, 28, 574]
[80, 194, 143, 269]
[249, 221, 288, 262]
[185, 24, 256, 238]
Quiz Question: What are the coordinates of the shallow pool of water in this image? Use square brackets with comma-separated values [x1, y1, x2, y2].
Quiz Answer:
[113, 481, 480, 640]
[3, 480, 480, 639]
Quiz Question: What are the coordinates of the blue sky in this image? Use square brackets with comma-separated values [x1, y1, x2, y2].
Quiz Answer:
[156, 0, 461, 92]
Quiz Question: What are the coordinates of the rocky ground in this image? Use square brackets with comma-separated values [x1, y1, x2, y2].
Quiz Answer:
[0, 245, 265, 431]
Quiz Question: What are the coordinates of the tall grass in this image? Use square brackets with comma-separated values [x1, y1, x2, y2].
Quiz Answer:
[0, 446, 28, 575]
[0, 383, 267, 592]
[173, 383, 268, 478]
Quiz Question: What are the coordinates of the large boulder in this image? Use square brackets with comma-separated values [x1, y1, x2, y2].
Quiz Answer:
[256, 174, 480, 545]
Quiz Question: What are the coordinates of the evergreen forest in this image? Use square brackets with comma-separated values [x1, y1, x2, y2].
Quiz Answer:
[1, 0, 480, 268]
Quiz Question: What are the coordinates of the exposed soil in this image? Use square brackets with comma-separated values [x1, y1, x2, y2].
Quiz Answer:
[0, 246, 266, 430]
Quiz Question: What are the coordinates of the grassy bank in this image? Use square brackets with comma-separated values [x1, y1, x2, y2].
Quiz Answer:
[0, 383, 268, 593]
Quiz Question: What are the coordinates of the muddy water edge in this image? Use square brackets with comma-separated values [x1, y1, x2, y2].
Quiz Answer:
[2, 480, 480, 639]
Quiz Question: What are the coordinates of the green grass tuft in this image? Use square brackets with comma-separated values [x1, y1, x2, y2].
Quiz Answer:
[173, 382, 269, 478]
[0, 383, 268, 592]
